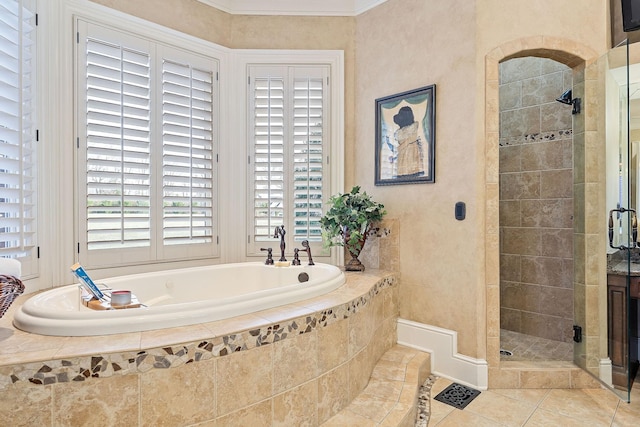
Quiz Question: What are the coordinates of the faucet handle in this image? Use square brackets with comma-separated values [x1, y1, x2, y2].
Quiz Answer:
[260, 247, 274, 265]
[292, 248, 301, 265]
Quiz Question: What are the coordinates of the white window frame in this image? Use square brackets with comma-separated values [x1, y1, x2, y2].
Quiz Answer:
[26, 1, 343, 290]
[247, 65, 329, 255]
[232, 51, 344, 264]
[0, 0, 39, 279]
[72, 9, 227, 270]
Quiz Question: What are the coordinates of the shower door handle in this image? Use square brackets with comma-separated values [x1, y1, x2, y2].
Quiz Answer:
[608, 208, 637, 250]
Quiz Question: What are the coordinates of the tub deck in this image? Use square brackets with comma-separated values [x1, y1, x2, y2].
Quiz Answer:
[0, 269, 394, 370]
[0, 269, 399, 426]
[13, 262, 345, 336]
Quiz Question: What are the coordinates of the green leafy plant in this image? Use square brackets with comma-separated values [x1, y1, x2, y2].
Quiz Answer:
[320, 186, 386, 257]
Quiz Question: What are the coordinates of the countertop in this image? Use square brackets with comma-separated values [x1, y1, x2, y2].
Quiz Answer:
[607, 260, 640, 276]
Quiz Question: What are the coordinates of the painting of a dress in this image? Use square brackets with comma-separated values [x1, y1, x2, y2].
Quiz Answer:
[375, 85, 435, 185]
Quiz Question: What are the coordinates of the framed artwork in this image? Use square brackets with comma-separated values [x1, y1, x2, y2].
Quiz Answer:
[374, 85, 436, 185]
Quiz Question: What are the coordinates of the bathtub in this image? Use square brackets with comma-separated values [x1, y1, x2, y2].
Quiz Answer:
[13, 262, 345, 336]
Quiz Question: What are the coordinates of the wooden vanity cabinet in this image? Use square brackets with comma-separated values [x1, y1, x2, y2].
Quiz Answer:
[607, 274, 640, 389]
[631, 277, 640, 299]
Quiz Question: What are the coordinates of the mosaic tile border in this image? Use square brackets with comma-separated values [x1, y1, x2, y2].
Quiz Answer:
[499, 129, 572, 147]
[415, 374, 437, 427]
[0, 275, 395, 390]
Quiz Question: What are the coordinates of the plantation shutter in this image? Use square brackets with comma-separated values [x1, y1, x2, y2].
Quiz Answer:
[161, 59, 214, 246]
[248, 65, 329, 253]
[77, 21, 219, 267]
[292, 73, 324, 242]
[252, 74, 285, 241]
[0, 0, 38, 276]
[84, 36, 152, 251]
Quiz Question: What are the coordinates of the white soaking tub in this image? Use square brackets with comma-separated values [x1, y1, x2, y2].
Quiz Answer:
[13, 262, 345, 336]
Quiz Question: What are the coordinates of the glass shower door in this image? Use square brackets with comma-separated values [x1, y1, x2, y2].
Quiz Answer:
[604, 38, 638, 402]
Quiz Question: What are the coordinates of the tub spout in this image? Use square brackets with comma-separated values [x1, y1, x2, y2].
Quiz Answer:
[274, 225, 286, 261]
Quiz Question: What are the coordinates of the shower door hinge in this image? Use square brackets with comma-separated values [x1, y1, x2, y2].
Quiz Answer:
[573, 325, 582, 343]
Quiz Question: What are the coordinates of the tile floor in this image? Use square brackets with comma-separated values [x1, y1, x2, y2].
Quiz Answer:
[428, 377, 640, 426]
[500, 329, 573, 362]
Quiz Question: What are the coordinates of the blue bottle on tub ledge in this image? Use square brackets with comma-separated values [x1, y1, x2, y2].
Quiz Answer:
[70, 263, 105, 300]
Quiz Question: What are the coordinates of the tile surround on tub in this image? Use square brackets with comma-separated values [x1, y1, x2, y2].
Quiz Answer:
[0, 273, 394, 386]
[0, 271, 398, 426]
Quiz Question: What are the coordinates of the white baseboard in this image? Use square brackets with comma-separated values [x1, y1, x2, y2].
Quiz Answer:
[397, 318, 488, 390]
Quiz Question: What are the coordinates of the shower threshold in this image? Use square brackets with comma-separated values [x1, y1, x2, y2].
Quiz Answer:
[500, 329, 573, 361]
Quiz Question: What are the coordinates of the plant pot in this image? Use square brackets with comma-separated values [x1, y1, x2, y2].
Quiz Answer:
[344, 229, 366, 272]
[345, 253, 365, 271]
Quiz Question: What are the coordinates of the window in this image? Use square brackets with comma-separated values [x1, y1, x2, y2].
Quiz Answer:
[76, 20, 218, 268]
[247, 65, 329, 255]
[0, 0, 38, 277]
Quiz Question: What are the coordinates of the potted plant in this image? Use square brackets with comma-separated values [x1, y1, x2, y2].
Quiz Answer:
[320, 186, 386, 271]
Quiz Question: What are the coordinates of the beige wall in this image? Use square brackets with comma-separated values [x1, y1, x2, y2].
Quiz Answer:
[90, 0, 612, 361]
[476, 0, 609, 55]
[91, 0, 232, 46]
[355, 0, 609, 359]
[355, 0, 480, 357]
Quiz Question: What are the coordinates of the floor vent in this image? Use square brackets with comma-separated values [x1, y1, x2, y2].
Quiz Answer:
[434, 382, 481, 409]
[500, 349, 513, 356]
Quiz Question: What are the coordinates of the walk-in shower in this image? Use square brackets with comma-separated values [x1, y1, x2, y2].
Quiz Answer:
[498, 56, 574, 362]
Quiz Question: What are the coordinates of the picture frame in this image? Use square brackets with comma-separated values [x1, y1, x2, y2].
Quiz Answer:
[375, 85, 436, 185]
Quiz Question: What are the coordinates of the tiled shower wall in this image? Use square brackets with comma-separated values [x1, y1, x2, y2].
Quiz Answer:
[498, 57, 574, 344]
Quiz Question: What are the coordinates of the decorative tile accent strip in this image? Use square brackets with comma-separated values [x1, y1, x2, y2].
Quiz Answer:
[368, 226, 392, 238]
[499, 129, 572, 146]
[0, 274, 395, 390]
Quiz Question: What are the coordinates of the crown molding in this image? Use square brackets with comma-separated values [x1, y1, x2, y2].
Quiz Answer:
[197, 0, 387, 16]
